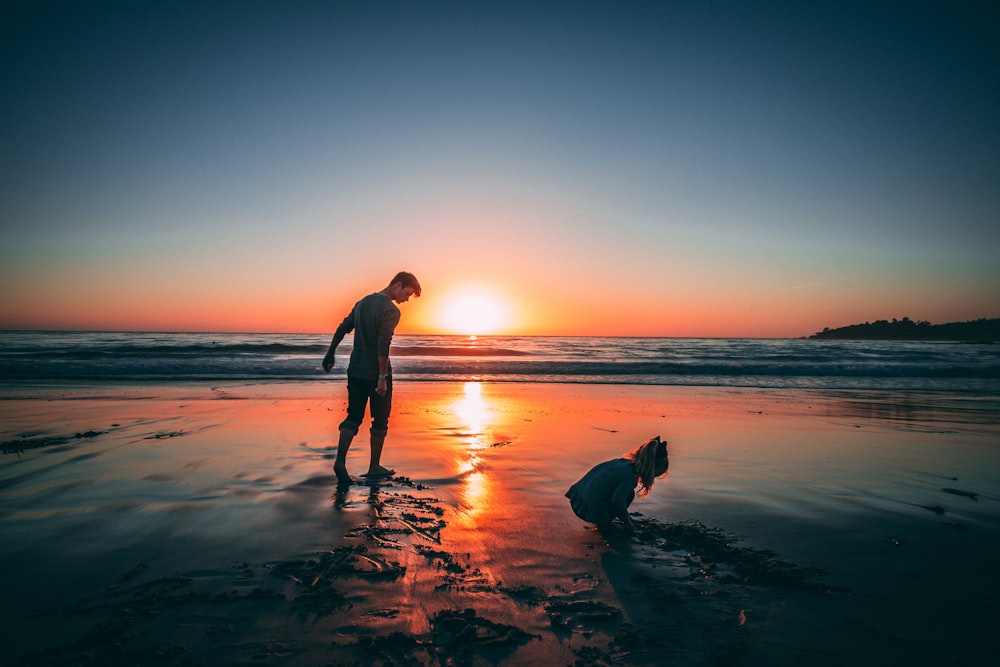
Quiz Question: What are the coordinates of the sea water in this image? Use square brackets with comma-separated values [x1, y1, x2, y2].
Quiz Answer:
[1, 331, 998, 392]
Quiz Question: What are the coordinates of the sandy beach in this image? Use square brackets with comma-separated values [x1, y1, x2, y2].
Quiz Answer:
[2, 381, 998, 665]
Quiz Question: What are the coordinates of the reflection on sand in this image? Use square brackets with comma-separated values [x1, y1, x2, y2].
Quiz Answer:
[822, 390, 1000, 431]
[451, 381, 494, 519]
[453, 380, 492, 435]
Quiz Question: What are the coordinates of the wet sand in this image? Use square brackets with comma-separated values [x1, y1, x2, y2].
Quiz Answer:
[1, 382, 998, 665]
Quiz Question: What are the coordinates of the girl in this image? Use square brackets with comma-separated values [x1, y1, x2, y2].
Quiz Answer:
[566, 436, 669, 531]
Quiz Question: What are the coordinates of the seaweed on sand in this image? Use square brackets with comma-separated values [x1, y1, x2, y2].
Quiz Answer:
[632, 518, 836, 591]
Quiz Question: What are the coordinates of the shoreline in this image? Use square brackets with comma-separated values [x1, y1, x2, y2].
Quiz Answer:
[2, 382, 998, 665]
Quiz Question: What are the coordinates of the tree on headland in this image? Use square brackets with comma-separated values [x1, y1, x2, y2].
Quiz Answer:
[810, 317, 999, 341]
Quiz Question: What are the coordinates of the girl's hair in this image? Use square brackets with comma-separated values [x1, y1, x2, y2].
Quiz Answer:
[625, 436, 669, 497]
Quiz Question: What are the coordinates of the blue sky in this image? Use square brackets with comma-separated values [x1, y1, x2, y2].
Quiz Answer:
[2, 1, 997, 335]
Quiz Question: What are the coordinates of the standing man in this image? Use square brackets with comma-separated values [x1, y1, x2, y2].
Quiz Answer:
[323, 271, 421, 484]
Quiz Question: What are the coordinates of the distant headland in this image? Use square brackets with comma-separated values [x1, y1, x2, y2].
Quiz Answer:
[810, 317, 999, 342]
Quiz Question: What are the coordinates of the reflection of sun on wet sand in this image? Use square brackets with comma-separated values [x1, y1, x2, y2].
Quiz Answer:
[10, 474, 832, 665]
[2, 382, 998, 665]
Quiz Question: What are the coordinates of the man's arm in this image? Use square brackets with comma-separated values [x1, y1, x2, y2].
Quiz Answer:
[323, 309, 355, 372]
[374, 306, 400, 391]
[375, 355, 390, 395]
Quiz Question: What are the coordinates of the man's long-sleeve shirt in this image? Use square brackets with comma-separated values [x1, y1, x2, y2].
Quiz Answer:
[330, 292, 401, 380]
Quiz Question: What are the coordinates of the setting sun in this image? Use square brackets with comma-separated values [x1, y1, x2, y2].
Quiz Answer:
[435, 287, 512, 336]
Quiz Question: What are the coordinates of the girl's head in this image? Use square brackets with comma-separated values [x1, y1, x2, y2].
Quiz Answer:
[625, 436, 669, 497]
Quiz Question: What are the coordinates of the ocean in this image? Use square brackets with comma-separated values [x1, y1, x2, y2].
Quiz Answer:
[1, 331, 998, 392]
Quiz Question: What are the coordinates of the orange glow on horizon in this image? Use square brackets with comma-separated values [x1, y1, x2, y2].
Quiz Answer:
[425, 285, 515, 336]
[1, 264, 990, 339]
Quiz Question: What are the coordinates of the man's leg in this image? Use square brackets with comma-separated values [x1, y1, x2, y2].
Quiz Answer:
[366, 429, 393, 477]
[366, 377, 394, 477]
[334, 427, 354, 484]
[337, 376, 369, 483]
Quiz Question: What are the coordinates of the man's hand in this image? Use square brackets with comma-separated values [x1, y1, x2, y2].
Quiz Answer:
[322, 354, 335, 372]
[376, 376, 387, 395]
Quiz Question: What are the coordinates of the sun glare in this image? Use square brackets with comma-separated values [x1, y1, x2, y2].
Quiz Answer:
[437, 287, 511, 336]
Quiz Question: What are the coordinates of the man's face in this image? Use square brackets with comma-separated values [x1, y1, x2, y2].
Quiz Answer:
[392, 285, 416, 304]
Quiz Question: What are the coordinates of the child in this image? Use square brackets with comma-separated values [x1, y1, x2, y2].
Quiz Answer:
[565, 436, 669, 531]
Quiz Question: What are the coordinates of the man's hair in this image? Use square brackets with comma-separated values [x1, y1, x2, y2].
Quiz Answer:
[390, 271, 421, 297]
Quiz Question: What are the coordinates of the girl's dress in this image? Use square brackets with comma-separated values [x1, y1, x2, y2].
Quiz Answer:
[565, 458, 637, 525]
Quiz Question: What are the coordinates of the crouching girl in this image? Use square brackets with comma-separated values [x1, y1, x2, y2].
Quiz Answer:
[566, 436, 669, 531]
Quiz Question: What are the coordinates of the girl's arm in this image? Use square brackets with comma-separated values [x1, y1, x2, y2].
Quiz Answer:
[609, 476, 638, 527]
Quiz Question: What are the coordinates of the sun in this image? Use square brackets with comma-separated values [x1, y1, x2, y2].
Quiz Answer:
[436, 287, 512, 336]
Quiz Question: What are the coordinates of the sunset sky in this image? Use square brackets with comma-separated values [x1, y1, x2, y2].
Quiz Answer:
[2, 1, 998, 337]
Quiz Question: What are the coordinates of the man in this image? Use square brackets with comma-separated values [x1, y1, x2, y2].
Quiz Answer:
[323, 271, 421, 484]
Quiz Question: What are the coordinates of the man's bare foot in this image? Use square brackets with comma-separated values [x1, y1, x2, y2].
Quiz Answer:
[334, 464, 351, 484]
[363, 465, 395, 478]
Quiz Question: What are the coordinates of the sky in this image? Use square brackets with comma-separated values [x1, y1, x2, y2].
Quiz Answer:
[2, 0, 998, 337]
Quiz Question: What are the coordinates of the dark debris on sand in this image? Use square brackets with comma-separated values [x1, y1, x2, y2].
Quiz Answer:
[2, 429, 105, 455]
[632, 518, 839, 592]
[11, 478, 840, 666]
[343, 609, 534, 667]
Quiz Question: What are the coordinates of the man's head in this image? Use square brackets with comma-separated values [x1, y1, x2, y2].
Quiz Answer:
[387, 271, 421, 303]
